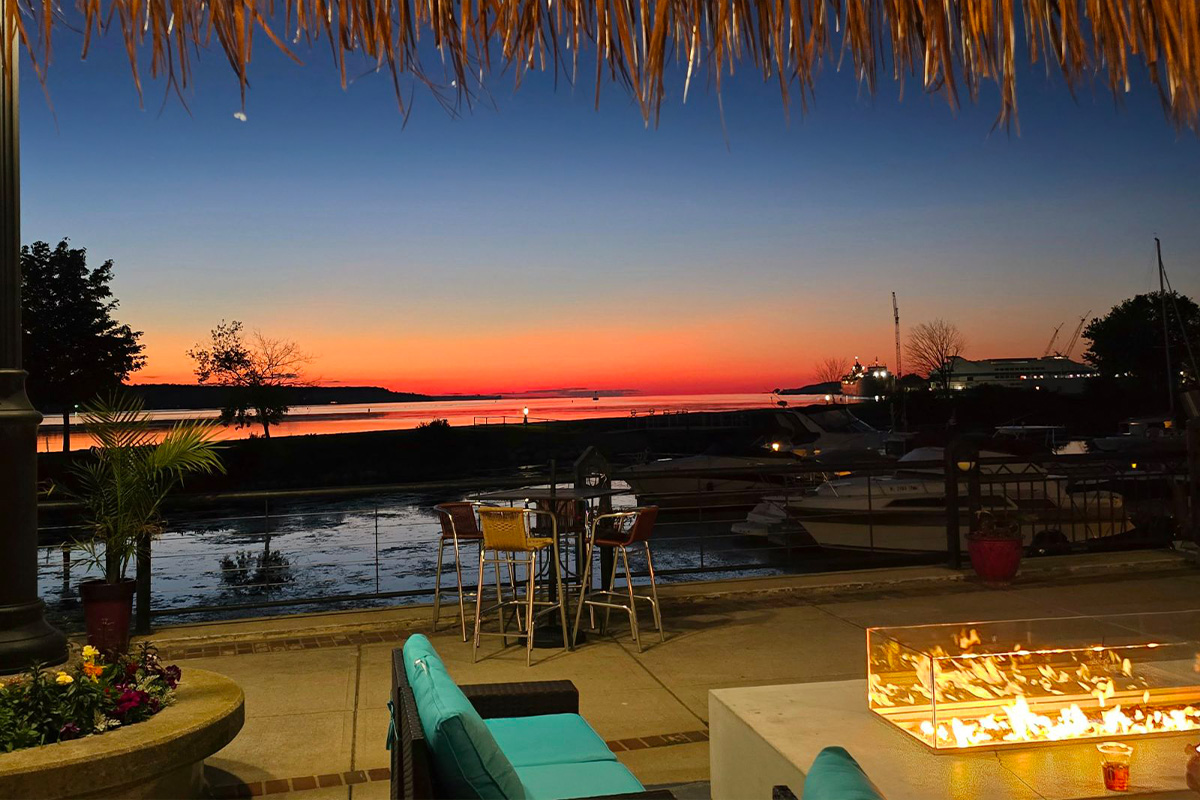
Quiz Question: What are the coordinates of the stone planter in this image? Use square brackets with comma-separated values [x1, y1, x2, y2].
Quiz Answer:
[0, 668, 244, 799]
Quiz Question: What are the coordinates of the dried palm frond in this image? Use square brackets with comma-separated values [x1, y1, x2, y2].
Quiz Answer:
[2, 0, 1197, 131]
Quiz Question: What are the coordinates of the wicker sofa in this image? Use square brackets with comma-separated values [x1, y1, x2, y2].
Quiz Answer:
[389, 635, 673, 799]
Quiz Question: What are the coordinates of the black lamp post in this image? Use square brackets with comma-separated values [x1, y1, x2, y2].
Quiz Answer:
[0, 20, 68, 673]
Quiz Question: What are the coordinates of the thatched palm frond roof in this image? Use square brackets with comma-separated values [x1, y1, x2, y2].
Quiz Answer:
[4, 0, 1198, 131]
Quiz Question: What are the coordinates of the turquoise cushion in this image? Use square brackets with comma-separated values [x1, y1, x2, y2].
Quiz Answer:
[402, 635, 525, 799]
[485, 714, 617, 767]
[516, 761, 644, 800]
[802, 747, 883, 800]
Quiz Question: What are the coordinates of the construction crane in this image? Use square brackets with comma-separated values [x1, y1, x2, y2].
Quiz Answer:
[1060, 311, 1091, 359]
[1043, 322, 1064, 357]
[892, 292, 902, 377]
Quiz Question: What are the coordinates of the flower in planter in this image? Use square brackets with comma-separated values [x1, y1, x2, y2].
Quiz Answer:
[82, 645, 100, 661]
[162, 665, 182, 689]
[1, 641, 183, 753]
[115, 688, 146, 716]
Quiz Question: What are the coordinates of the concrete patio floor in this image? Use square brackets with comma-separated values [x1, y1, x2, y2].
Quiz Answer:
[138, 550, 1200, 798]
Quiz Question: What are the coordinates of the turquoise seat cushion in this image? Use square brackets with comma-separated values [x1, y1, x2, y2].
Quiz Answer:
[402, 635, 525, 799]
[802, 747, 884, 800]
[485, 714, 617, 768]
[516, 761, 644, 800]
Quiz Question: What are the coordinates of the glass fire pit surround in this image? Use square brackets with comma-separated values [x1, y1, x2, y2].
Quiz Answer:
[867, 611, 1200, 751]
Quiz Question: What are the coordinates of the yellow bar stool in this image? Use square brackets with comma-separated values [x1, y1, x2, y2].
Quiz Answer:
[572, 506, 664, 652]
[473, 507, 570, 666]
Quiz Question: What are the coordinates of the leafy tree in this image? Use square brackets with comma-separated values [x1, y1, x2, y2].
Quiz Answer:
[20, 239, 146, 451]
[187, 321, 311, 439]
[905, 319, 965, 396]
[1082, 292, 1200, 400]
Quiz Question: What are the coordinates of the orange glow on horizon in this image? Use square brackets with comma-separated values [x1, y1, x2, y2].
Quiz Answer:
[126, 304, 1053, 396]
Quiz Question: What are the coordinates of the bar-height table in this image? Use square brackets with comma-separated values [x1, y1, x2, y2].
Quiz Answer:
[470, 484, 624, 646]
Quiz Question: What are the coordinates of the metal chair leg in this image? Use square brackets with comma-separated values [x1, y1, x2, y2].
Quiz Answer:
[553, 539, 570, 652]
[506, 555, 525, 633]
[494, 555, 509, 647]
[602, 548, 619, 633]
[450, 535, 468, 641]
[525, 553, 536, 667]
[620, 545, 641, 652]
[472, 549, 486, 663]
[645, 542, 664, 642]
[571, 536, 596, 646]
[433, 537, 446, 631]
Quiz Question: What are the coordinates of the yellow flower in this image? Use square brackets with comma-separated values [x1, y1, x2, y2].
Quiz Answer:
[81, 645, 100, 661]
[55, 672, 74, 685]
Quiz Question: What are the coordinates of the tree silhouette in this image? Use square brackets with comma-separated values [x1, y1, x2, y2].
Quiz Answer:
[188, 321, 311, 439]
[906, 320, 965, 396]
[1083, 292, 1200, 400]
[813, 356, 851, 385]
[21, 239, 146, 451]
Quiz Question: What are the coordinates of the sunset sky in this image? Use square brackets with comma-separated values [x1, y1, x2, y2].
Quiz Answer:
[20, 34, 1200, 396]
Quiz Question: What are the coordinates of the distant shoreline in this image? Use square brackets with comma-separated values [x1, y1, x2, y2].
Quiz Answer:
[112, 382, 501, 412]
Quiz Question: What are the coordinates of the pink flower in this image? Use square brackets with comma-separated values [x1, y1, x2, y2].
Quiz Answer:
[115, 688, 149, 717]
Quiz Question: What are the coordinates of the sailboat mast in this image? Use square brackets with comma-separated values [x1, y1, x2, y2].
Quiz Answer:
[1157, 237, 1175, 418]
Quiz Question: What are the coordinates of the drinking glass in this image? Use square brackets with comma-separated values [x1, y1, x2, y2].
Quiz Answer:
[1097, 742, 1133, 792]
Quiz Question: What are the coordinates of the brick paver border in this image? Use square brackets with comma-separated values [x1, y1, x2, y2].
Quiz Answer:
[207, 729, 706, 797]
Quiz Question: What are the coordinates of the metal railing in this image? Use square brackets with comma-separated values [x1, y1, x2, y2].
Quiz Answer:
[35, 450, 1190, 631]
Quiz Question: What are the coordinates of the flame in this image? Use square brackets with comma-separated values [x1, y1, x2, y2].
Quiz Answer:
[870, 628, 1200, 749]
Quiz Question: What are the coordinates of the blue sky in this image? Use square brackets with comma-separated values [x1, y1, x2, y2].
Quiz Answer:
[18, 29, 1200, 392]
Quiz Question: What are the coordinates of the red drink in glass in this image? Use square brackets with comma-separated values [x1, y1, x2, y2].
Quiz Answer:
[1102, 762, 1130, 791]
[1097, 742, 1133, 792]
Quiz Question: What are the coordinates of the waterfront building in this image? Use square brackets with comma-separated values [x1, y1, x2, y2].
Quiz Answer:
[946, 355, 1098, 394]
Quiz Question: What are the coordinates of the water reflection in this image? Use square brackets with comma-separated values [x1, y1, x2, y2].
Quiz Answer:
[37, 488, 788, 631]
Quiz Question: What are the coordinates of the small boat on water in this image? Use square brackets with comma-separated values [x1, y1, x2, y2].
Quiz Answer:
[761, 447, 1127, 553]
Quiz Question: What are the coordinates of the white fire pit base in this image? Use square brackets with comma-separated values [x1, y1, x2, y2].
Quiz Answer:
[709, 679, 1196, 800]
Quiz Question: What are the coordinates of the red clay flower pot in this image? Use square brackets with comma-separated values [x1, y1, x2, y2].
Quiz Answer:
[80, 578, 136, 656]
[967, 535, 1023, 587]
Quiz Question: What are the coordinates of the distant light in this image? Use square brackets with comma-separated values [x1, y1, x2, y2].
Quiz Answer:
[233, 111, 247, 121]
[1131, 462, 1138, 470]
[956, 461, 974, 472]
[771, 442, 781, 452]
[824, 394, 833, 402]
[523, 406, 529, 416]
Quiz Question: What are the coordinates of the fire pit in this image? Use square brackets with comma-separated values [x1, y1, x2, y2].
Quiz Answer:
[868, 610, 1200, 751]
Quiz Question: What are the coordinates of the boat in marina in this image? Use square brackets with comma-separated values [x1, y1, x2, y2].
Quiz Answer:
[840, 359, 893, 398]
[746, 447, 1127, 552]
[620, 407, 887, 509]
[1091, 416, 1186, 456]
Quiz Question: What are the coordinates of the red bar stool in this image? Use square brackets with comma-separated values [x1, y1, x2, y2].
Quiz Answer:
[571, 506, 663, 652]
[432, 502, 485, 641]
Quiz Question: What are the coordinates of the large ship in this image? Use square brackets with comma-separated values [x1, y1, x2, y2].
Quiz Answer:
[840, 359, 893, 398]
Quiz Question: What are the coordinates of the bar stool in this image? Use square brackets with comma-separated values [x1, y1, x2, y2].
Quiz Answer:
[571, 506, 663, 652]
[432, 502, 485, 641]
[473, 507, 570, 666]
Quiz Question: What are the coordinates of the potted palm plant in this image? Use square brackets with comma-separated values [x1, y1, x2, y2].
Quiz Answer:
[67, 393, 224, 653]
[967, 510, 1024, 587]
